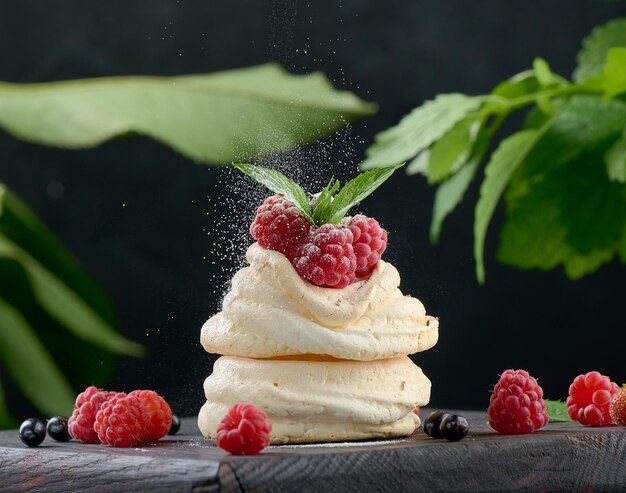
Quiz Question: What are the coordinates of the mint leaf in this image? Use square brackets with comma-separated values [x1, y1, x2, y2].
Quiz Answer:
[574, 18, 626, 81]
[605, 131, 626, 183]
[533, 58, 560, 87]
[544, 400, 572, 423]
[362, 94, 481, 169]
[326, 165, 401, 223]
[491, 71, 540, 99]
[603, 47, 626, 98]
[427, 116, 481, 184]
[499, 148, 625, 278]
[234, 164, 313, 223]
[406, 150, 430, 176]
[430, 129, 491, 243]
[474, 125, 551, 283]
[312, 178, 340, 226]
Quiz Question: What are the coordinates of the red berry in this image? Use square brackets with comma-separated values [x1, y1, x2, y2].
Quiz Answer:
[68, 386, 117, 443]
[566, 371, 618, 426]
[94, 392, 144, 447]
[488, 369, 548, 434]
[129, 390, 173, 442]
[610, 388, 626, 426]
[413, 407, 420, 415]
[292, 224, 357, 288]
[216, 403, 272, 455]
[250, 195, 311, 255]
[346, 215, 388, 278]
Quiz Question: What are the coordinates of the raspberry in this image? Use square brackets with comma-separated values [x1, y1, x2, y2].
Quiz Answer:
[292, 224, 357, 288]
[610, 388, 626, 426]
[216, 403, 272, 455]
[250, 195, 311, 255]
[346, 214, 388, 278]
[94, 392, 143, 447]
[566, 371, 618, 426]
[129, 389, 173, 442]
[488, 369, 548, 434]
[68, 386, 117, 443]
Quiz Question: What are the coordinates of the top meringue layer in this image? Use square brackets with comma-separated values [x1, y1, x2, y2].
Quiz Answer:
[201, 243, 438, 361]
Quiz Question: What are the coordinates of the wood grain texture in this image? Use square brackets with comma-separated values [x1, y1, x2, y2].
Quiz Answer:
[1, 412, 626, 492]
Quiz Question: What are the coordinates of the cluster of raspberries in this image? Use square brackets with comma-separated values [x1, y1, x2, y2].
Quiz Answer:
[488, 369, 625, 435]
[250, 194, 388, 288]
[68, 386, 172, 447]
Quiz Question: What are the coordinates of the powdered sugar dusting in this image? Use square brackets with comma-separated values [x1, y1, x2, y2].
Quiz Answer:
[272, 437, 411, 449]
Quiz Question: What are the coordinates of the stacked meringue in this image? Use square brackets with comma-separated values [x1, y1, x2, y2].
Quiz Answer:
[198, 243, 438, 444]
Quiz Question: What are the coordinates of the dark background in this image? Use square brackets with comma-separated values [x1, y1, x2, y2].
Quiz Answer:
[1, 0, 625, 416]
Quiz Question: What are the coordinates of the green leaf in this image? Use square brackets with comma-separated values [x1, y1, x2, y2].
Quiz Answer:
[499, 149, 625, 278]
[544, 399, 572, 423]
[605, 131, 626, 183]
[603, 47, 626, 98]
[574, 18, 626, 81]
[533, 58, 558, 87]
[430, 129, 491, 243]
[234, 164, 313, 222]
[0, 235, 143, 356]
[326, 165, 402, 223]
[406, 150, 431, 176]
[0, 64, 375, 164]
[491, 71, 540, 100]
[474, 124, 552, 283]
[0, 297, 75, 416]
[0, 187, 142, 356]
[312, 179, 340, 226]
[427, 116, 481, 184]
[362, 94, 481, 169]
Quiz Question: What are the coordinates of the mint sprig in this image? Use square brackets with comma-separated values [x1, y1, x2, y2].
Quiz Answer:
[363, 17, 626, 283]
[234, 163, 400, 227]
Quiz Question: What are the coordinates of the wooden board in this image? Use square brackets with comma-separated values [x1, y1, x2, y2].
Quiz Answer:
[1, 411, 626, 492]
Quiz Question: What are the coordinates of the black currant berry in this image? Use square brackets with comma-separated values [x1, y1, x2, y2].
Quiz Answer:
[168, 413, 181, 435]
[19, 418, 46, 447]
[423, 411, 450, 438]
[439, 414, 469, 442]
[47, 416, 70, 442]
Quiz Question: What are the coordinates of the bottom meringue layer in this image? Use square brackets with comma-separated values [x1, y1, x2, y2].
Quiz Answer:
[198, 355, 431, 444]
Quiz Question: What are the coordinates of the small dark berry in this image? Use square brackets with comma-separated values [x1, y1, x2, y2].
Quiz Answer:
[47, 416, 70, 442]
[423, 411, 450, 439]
[168, 413, 181, 435]
[440, 414, 469, 442]
[19, 418, 46, 447]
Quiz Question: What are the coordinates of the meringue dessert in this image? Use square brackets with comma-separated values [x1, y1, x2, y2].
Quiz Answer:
[198, 164, 439, 444]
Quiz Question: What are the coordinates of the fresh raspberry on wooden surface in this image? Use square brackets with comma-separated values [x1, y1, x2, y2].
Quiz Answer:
[488, 369, 548, 434]
[610, 387, 626, 426]
[94, 392, 144, 447]
[129, 389, 173, 442]
[250, 194, 311, 255]
[68, 386, 117, 443]
[346, 214, 388, 278]
[566, 371, 618, 426]
[216, 403, 272, 455]
[292, 224, 357, 288]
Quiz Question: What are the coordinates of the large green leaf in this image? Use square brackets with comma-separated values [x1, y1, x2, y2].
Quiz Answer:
[0, 64, 375, 164]
[0, 298, 75, 416]
[574, 18, 626, 81]
[603, 47, 626, 98]
[0, 186, 142, 356]
[474, 125, 551, 283]
[499, 149, 625, 278]
[362, 94, 481, 169]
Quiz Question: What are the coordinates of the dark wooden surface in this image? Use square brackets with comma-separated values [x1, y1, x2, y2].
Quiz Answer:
[1, 411, 626, 492]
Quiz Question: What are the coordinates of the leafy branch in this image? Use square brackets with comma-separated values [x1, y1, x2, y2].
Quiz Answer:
[363, 18, 626, 283]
